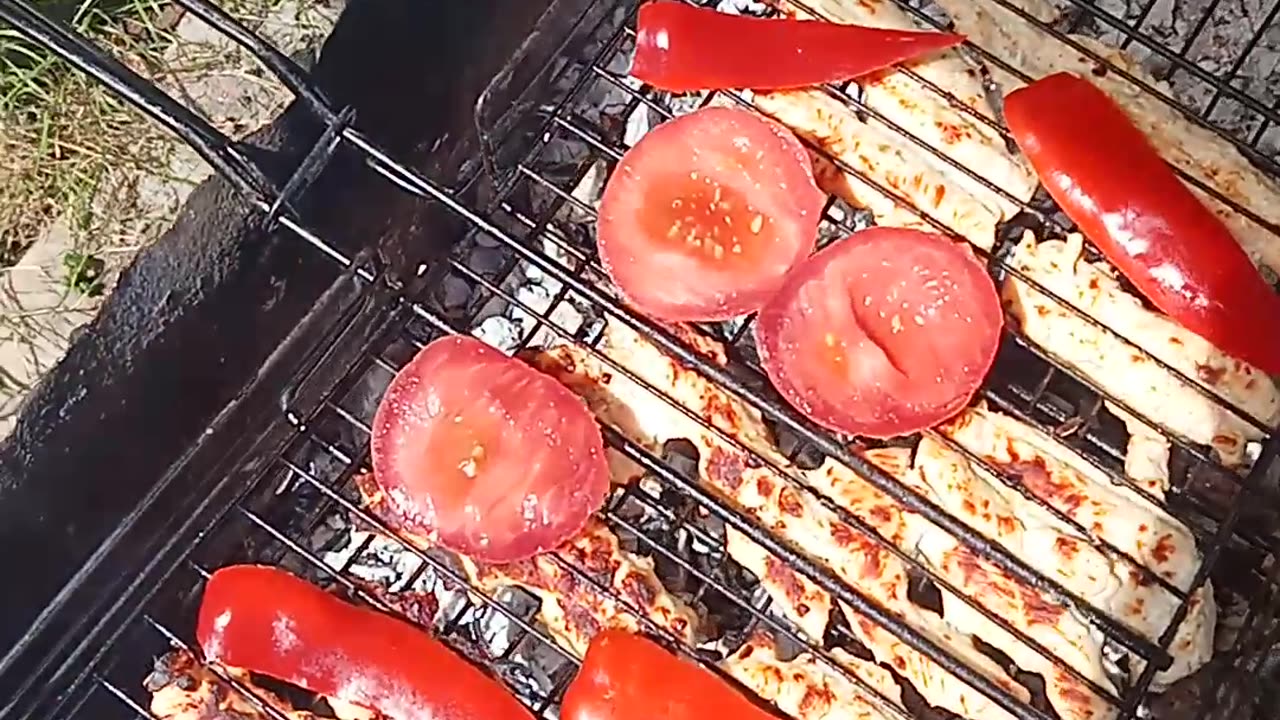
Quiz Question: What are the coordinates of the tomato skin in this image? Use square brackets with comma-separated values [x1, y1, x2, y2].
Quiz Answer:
[1004, 72, 1280, 375]
[631, 1, 964, 93]
[597, 106, 825, 322]
[369, 334, 610, 563]
[195, 565, 533, 720]
[561, 630, 781, 720]
[755, 228, 1003, 438]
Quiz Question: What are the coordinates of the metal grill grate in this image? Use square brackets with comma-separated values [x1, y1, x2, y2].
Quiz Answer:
[5, 0, 1280, 719]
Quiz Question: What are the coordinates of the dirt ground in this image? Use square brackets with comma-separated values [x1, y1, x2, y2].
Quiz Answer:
[0, 0, 342, 437]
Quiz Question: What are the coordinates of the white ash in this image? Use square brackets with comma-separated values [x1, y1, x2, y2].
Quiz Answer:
[322, 529, 427, 590]
[318, 526, 530, 659]
[473, 316, 524, 355]
[717, 0, 771, 15]
[1034, 0, 1280, 156]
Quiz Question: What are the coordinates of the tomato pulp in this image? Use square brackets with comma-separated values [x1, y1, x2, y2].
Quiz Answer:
[196, 565, 532, 720]
[369, 335, 610, 563]
[597, 106, 825, 322]
[755, 227, 1003, 438]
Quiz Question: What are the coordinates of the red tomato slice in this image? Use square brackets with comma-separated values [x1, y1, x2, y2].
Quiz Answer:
[597, 106, 825, 322]
[755, 227, 1003, 438]
[370, 335, 610, 563]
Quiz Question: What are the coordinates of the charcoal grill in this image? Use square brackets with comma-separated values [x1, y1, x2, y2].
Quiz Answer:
[2, 0, 1280, 718]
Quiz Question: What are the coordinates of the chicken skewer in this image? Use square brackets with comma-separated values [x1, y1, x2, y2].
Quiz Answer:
[773, 0, 1038, 223]
[724, 632, 903, 720]
[147, 649, 327, 720]
[724, 439, 1117, 720]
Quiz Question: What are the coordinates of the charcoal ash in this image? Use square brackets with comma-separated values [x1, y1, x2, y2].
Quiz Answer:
[996, 0, 1280, 159]
[316, 524, 564, 681]
[321, 529, 427, 591]
[716, 0, 771, 16]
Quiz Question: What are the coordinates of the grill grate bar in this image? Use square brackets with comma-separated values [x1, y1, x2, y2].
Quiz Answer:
[424, 244, 1130, 706]
[5, 1, 1279, 718]
[142, 615, 303, 720]
[1118, 0, 1163, 49]
[96, 674, 157, 719]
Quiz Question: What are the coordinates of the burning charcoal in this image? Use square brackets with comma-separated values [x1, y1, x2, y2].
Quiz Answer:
[320, 529, 426, 591]
[470, 597, 520, 658]
[309, 514, 350, 557]
[439, 274, 474, 310]
[664, 91, 710, 117]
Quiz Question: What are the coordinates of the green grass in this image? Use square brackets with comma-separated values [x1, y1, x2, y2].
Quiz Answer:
[0, 0, 329, 424]
[0, 0, 179, 268]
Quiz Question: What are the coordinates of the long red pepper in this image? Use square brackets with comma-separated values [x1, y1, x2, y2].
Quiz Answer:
[1004, 72, 1280, 375]
[196, 565, 533, 720]
[561, 630, 783, 720]
[630, 1, 964, 93]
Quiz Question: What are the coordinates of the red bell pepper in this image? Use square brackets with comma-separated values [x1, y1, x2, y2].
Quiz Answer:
[196, 565, 532, 720]
[1004, 72, 1280, 375]
[561, 630, 782, 720]
[630, 1, 965, 93]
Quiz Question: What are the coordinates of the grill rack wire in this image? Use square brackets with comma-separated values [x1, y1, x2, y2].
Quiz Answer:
[5, 0, 1280, 719]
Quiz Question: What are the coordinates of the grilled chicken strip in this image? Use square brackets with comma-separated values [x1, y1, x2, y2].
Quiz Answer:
[530, 321, 1032, 720]
[1002, 232, 1280, 472]
[723, 632, 903, 720]
[773, 0, 1038, 222]
[827, 447, 1115, 720]
[356, 472, 700, 658]
[147, 649, 325, 720]
[752, 87, 1003, 249]
[719, 465, 1031, 720]
[933, 0, 1280, 277]
[461, 518, 701, 658]
[933, 407, 1216, 689]
[745, 0, 1035, 253]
